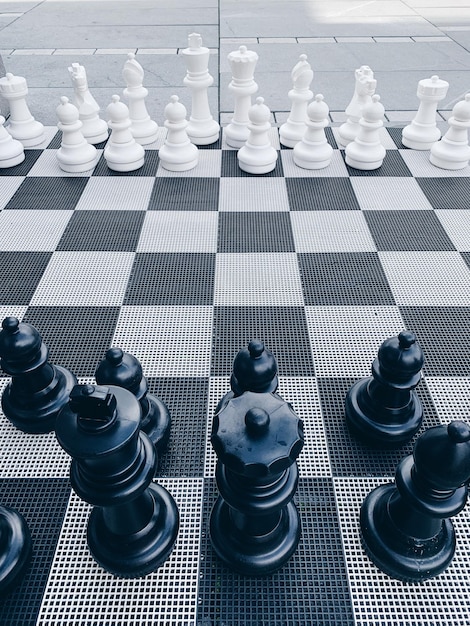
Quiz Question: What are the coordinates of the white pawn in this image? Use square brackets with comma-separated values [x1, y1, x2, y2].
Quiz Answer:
[0, 110, 24, 168]
[69, 63, 108, 145]
[430, 93, 470, 170]
[345, 94, 386, 171]
[182, 33, 220, 145]
[0, 72, 45, 147]
[293, 94, 333, 170]
[280, 54, 314, 148]
[237, 96, 278, 175]
[338, 66, 376, 147]
[122, 53, 158, 145]
[158, 95, 198, 172]
[402, 75, 449, 150]
[225, 45, 259, 148]
[104, 94, 145, 172]
[56, 96, 98, 173]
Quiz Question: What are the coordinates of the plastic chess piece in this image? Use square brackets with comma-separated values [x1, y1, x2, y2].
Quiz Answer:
[0, 504, 31, 595]
[338, 66, 376, 147]
[225, 45, 259, 149]
[280, 54, 314, 148]
[0, 72, 45, 147]
[0, 317, 77, 434]
[402, 75, 449, 150]
[0, 109, 24, 168]
[55, 384, 179, 577]
[210, 391, 304, 575]
[345, 330, 424, 447]
[345, 94, 386, 171]
[181, 33, 220, 145]
[122, 52, 159, 145]
[360, 420, 470, 582]
[69, 62, 109, 144]
[158, 95, 198, 171]
[430, 93, 470, 170]
[104, 94, 145, 172]
[56, 96, 98, 173]
[293, 93, 333, 169]
[237, 97, 278, 174]
[95, 347, 171, 456]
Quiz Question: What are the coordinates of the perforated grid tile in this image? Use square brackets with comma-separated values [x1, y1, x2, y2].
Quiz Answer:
[305, 305, 405, 378]
[345, 150, 413, 177]
[92, 150, 159, 177]
[136, 211, 218, 252]
[400, 149, 470, 179]
[211, 306, 314, 377]
[298, 252, 396, 306]
[124, 252, 215, 305]
[334, 477, 470, 626]
[416, 176, 470, 208]
[74, 176, 155, 211]
[37, 478, 203, 626]
[280, 149, 350, 177]
[0, 478, 71, 626]
[426, 377, 470, 423]
[197, 477, 354, 626]
[0, 150, 42, 177]
[5, 177, 89, 210]
[156, 149, 222, 178]
[29, 251, 134, 306]
[26, 149, 101, 177]
[0, 176, 25, 209]
[221, 149, 284, 177]
[435, 209, 470, 251]
[286, 177, 361, 211]
[379, 251, 470, 306]
[350, 176, 434, 211]
[217, 211, 295, 252]
[0, 251, 52, 305]
[291, 211, 377, 252]
[148, 176, 220, 211]
[0, 210, 73, 251]
[112, 305, 213, 377]
[218, 177, 289, 211]
[214, 253, 304, 305]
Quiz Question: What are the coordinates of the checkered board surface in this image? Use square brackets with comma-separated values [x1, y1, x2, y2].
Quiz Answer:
[0, 124, 470, 626]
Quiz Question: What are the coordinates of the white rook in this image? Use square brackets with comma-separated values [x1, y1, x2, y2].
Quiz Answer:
[0, 72, 44, 147]
[402, 75, 449, 150]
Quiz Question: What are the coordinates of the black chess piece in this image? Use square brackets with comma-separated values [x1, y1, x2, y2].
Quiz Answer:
[95, 347, 171, 455]
[0, 316, 77, 433]
[345, 330, 424, 447]
[0, 504, 32, 595]
[360, 420, 470, 582]
[210, 391, 304, 575]
[55, 384, 179, 577]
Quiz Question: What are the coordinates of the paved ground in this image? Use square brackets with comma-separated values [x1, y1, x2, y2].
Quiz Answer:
[1, 0, 470, 124]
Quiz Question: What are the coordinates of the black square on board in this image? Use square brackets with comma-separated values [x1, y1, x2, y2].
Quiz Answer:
[0, 252, 52, 305]
[221, 149, 284, 177]
[0, 150, 42, 177]
[124, 252, 215, 306]
[417, 177, 470, 209]
[344, 150, 412, 177]
[148, 177, 219, 211]
[217, 212, 295, 252]
[5, 177, 89, 210]
[286, 177, 361, 211]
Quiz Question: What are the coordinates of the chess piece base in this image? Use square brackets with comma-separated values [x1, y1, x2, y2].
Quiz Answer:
[130, 119, 159, 146]
[402, 125, 441, 151]
[142, 394, 171, 455]
[360, 483, 455, 582]
[187, 119, 220, 145]
[225, 123, 250, 149]
[0, 505, 32, 595]
[56, 149, 98, 173]
[0, 151, 25, 169]
[7, 121, 45, 147]
[345, 150, 385, 171]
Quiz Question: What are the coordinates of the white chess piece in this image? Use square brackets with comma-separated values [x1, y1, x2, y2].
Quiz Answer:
[293, 94, 333, 170]
[338, 66, 376, 147]
[104, 94, 145, 172]
[225, 45, 259, 148]
[345, 94, 386, 171]
[0, 72, 45, 147]
[402, 75, 449, 150]
[237, 96, 278, 174]
[69, 63, 108, 144]
[158, 95, 198, 172]
[430, 93, 470, 170]
[0, 109, 24, 168]
[181, 32, 220, 145]
[56, 96, 98, 173]
[122, 53, 158, 145]
[280, 54, 314, 148]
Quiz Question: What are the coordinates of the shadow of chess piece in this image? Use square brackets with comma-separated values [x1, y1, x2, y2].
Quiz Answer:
[210, 391, 304, 575]
[95, 347, 171, 456]
[360, 420, 470, 582]
[345, 330, 424, 447]
[55, 384, 179, 577]
[0, 316, 77, 433]
[0, 504, 31, 595]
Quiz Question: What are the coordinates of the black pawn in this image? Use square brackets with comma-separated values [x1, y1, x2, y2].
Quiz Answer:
[95, 347, 171, 455]
[0, 316, 77, 433]
[210, 391, 304, 575]
[361, 420, 470, 582]
[345, 330, 424, 447]
[0, 505, 31, 595]
[55, 384, 179, 577]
